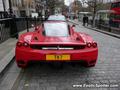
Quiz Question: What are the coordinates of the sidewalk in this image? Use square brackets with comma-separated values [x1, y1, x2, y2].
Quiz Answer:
[0, 28, 34, 74]
[69, 19, 120, 39]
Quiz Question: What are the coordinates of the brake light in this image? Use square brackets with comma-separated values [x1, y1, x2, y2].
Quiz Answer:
[17, 42, 22, 47]
[92, 42, 97, 48]
[86, 42, 97, 48]
[23, 42, 29, 47]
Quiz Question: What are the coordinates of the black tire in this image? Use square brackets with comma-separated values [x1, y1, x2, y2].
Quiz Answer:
[17, 63, 28, 69]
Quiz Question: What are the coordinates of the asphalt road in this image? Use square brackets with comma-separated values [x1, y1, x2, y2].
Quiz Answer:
[0, 23, 120, 90]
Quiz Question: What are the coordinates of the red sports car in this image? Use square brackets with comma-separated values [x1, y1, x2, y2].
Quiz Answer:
[15, 21, 98, 68]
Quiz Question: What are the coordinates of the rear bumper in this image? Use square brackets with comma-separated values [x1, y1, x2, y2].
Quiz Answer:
[15, 48, 98, 63]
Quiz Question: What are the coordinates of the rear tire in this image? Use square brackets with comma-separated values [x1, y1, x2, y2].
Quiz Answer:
[86, 64, 96, 67]
[17, 63, 28, 68]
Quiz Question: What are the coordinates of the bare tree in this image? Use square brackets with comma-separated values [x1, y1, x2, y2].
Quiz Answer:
[46, 0, 56, 14]
[46, 0, 65, 14]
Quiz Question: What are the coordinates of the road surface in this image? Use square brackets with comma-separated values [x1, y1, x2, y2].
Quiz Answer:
[0, 22, 120, 90]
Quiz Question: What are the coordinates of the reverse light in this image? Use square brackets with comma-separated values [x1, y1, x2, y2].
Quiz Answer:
[23, 42, 29, 47]
[86, 43, 92, 48]
[17, 42, 22, 47]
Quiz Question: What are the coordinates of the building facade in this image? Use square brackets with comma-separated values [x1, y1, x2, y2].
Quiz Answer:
[0, 0, 36, 17]
[0, 0, 4, 11]
[0, 0, 9, 18]
[12, 0, 36, 17]
[0, 0, 9, 12]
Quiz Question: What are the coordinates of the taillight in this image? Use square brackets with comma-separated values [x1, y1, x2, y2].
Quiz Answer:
[86, 42, 97, 48]
[92, 42, 97, 48]
[23, 42, 29, 47]
[17, 42, 30, 47]
[17, 42, 22, 47]
[86, 43, 92, 48]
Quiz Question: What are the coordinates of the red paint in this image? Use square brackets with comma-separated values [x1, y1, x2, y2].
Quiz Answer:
[15, 21, 98, 68]
[111, 1, 120, 23]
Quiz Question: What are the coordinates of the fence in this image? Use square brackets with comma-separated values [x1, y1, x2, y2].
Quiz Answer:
[94, 20, 120, 34]
[86, 19, 120, 34]
[0, 17, 42, 44]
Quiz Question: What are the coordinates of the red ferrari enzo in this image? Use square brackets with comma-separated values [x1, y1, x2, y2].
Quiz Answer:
[15, 21, 98, 68]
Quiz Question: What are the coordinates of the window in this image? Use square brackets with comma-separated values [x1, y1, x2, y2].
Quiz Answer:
[115, 14, 120, 19]
[44, 22, 69, 37]
[119, 2, 120, 7]
[111, 2, 120, 8]
[110, 14, 120, 20]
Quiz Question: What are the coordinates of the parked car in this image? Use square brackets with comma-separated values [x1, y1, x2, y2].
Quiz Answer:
[15, 21, 98, 68]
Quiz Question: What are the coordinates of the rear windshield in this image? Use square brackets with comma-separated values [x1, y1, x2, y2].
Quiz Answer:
[48, 16, 66, 21]
[44, 22, 69, 37]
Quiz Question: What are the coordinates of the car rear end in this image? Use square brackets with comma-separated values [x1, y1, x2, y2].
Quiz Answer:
[16, 42, 98, 68]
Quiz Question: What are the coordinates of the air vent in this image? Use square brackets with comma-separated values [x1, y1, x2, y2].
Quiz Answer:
[30, 45, 85, 50]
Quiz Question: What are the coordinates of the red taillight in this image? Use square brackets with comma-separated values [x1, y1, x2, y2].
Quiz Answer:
[86, 42, 97, 48]
[92, 42, 97, 48]
[86, 43, 92, 48]
[23, 42, 29, 47]
[17, 42, 22, 47]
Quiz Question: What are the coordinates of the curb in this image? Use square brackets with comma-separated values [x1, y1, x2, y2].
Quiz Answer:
[0, 48, 15, 76]
[86, 27, 120, 39]
[68, 20, 120, 39]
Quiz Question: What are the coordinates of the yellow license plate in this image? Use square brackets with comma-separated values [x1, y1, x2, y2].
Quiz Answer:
[46, 55, 70, 61]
